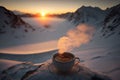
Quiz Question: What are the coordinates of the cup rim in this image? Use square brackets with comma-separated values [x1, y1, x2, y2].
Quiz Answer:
[53, 52, 75, 63]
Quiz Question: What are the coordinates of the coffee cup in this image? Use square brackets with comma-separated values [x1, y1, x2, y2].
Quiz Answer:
[52, 52, 80, 73]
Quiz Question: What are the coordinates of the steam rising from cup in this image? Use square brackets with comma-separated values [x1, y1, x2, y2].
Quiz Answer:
[58, 24, 95, 54]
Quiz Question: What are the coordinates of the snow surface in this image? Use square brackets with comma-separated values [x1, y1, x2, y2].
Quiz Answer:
[0, 15, 120, 80]
[0, 17, 74, 54]
[0, 59, 111, 80]
[0, 59, 22, 72]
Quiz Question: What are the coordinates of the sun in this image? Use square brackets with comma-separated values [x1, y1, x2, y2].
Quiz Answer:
[41, 12, 46, 17]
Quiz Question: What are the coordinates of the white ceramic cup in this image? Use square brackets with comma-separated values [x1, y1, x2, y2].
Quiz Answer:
[52, 52, 80, 73]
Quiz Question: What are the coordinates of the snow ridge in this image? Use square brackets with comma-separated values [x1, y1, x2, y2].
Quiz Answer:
[0, 6, 35, 35]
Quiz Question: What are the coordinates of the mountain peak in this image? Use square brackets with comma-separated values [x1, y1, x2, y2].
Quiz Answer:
[101, 4, 120, 37]
[0, 6, 35, 35]
[0, 6, 9, 12]
[68, 5, 105, 26]
[0, 6, 6, 9]
[77, 5, 102, 12]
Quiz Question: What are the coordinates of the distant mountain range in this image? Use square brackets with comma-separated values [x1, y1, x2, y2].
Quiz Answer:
[0, 4, 120, 38]
[13, 10, 43, 17]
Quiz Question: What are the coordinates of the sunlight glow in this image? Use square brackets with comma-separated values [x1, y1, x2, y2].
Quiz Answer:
[41, 12, 46, 17]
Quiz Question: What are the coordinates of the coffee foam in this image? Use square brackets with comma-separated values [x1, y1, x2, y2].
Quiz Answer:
[55, 53, 74, 62]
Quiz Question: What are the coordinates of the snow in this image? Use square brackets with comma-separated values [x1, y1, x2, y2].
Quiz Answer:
[74, 46, 120, 80]
[0, 6, 120, 80]
[0, 59, 22, 72]
[0, 59, 111, 80]
[68, 6, 106, 27]
[0, 16, 120, 79]
[0, 60, 39, 80]
[0, 50, 57, 63]
[0, 17, 75, 54]
[0, 42, 119, 80]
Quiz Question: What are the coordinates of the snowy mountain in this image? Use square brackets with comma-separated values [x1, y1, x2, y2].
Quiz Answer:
[56, 12, 73, 18]
[12, 10, 25, 15]
[66, 4, 120, 38]
[67, 6, 106, 26]
[101, 4, 120, 37]
[0, 6, 35, 35]
[0, 4, 120, 80]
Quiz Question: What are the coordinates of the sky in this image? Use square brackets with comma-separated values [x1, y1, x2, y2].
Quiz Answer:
[0, 0, 120, 14]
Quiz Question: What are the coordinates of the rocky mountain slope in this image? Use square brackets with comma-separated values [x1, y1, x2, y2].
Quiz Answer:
[0, 6, 35, 35]
[65, 4, 120, 38]
[101, 4, 120, 37]
[67, 6, 106, 26]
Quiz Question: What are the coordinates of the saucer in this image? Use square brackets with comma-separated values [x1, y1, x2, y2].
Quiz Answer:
[48, 63, 80, 75]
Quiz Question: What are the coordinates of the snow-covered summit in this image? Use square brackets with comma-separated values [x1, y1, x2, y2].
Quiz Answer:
[101, 4, 120, 37]
[67, 6, 106, 26]
[0, 6, 35, 35]
[66, 4, 120, 38]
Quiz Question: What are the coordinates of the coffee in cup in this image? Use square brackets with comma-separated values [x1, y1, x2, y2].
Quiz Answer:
[55, 52, 74, 62]
[52, 52, 80, 73]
